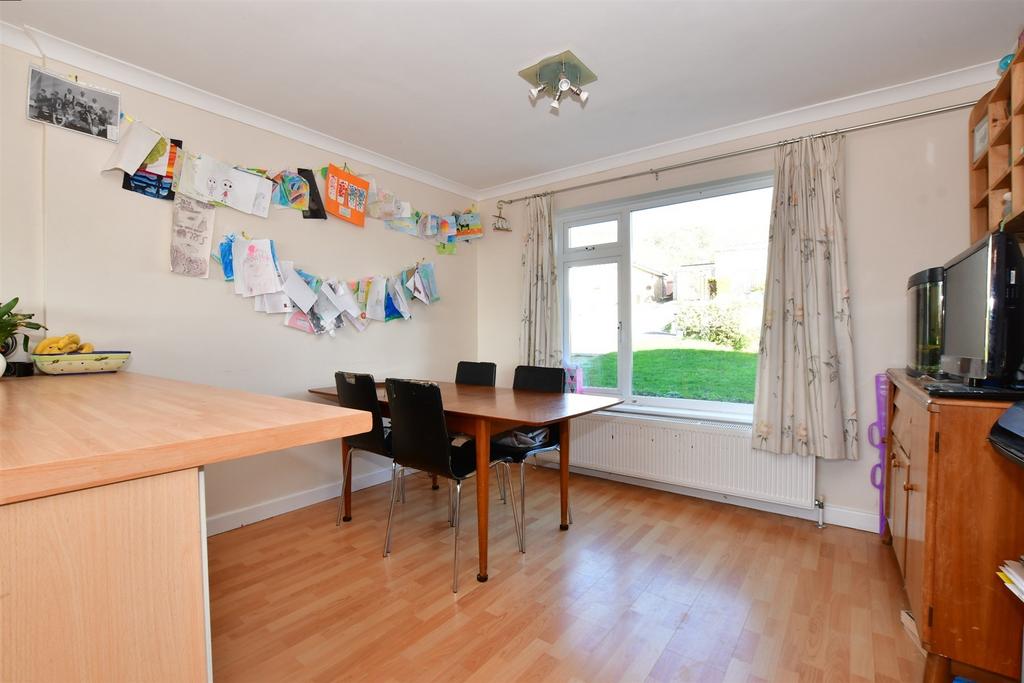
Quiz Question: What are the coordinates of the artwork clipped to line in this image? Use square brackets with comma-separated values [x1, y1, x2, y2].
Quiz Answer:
[455, 212, 484, 241]
[123, 136, 183, 201]
[102, 122, 161, 174]
[298, 168, 327, 219]
[271, 170, 310, 211]
[169, 195, 215, 278]
[324, 164, 370, 226]
[26, 65, 120, 141]
[177, 151, 273, 218]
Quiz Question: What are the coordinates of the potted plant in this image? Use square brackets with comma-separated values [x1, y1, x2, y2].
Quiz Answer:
[0, 298, 46, 376]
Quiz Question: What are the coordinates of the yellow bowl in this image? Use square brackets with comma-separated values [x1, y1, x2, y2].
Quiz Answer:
[31, 351, 131, 375]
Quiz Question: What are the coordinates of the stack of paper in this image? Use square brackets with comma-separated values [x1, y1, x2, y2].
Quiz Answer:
[997, 559, 1024, 602]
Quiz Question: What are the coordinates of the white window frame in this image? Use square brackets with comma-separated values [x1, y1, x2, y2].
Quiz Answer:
[558, 172, 773, 422]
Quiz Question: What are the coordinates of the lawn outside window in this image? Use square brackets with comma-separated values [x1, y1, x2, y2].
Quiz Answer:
[558, 173, 773, 420]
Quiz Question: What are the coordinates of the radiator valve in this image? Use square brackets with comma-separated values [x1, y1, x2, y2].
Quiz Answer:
[814, 497, 826, 529]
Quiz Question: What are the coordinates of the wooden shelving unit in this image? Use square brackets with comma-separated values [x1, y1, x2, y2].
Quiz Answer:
[969, 47, 1024, 243]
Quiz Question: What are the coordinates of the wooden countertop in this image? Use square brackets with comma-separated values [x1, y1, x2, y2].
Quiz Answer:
[887, 368, 1015, 412]
[0, 372, 372, 505]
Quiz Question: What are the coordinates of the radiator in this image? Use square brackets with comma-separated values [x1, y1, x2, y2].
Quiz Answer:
[563, 413, 816, 509]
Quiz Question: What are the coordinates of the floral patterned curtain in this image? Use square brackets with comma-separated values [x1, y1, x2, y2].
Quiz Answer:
[753, 136, 858, 460]
[520, 195, 562, 367]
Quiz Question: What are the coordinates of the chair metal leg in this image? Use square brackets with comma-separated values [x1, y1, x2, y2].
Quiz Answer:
[382, 463, 399, 557]
[569, 498, 574, 525]
[336, 446, 353, 527]
[503, 463, 523, 553]
[518, 462, 527, 552]
[496, 466, 506, 504]
[447, 478, 454, 527]
[452, 480, 462, 593]
[399, 467, 406, 504]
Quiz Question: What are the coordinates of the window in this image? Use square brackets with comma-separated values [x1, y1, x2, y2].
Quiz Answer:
[559, 175, 773, 418]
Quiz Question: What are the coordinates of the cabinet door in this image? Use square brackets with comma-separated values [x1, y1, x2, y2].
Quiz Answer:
[889, 442, 910, 575]
[903, 418, 930, 643]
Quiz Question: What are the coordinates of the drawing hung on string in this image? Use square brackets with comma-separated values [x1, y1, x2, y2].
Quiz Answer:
[176, 151, 273, 218]
[170, 195, 216, 278]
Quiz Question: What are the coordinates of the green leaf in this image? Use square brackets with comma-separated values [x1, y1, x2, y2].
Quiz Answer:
[21, 335, 29, 352]
[0, 298, 19, 318]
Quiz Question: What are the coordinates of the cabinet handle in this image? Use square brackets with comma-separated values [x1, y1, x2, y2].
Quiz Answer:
[903, 483, 916, 492]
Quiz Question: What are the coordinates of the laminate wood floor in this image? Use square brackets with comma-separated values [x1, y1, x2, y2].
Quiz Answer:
[208, 468, 924, 682]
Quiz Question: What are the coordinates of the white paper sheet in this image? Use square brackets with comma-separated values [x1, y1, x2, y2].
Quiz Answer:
[232, 238, 281, 297]
[313, 288, 341, 325]
[365, 275, 388, 321]
[103, 121, 161, 174]
[169, 195, 215, 278]
[323, 279, 362, 319]
[177, 151, 273, 218]
[282, 266, 317, 313]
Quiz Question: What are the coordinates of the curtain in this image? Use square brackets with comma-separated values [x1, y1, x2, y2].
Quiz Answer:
[753, 136, 857, 460]
[520, 195, 562, 367]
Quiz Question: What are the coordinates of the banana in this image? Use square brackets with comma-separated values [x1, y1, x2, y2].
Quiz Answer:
[78, 343, 94, 353]
[33, 336, 62, 354]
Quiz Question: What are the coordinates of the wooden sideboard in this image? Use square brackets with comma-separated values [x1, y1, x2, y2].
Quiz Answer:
[885, 369, 1024, 680]
[0, 372, 370, 682]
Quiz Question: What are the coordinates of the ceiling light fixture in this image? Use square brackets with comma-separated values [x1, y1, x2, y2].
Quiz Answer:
[519, 50, 596, 113]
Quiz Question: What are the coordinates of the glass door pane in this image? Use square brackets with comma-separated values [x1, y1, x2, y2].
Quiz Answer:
[566, 262, 619, 390]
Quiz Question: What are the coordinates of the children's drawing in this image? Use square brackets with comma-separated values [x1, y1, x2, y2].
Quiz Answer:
[419, 262, 440, 302]
[103, 121, 161, 174]
[456, 212, 484, 241]
[283, 309, 315, 333]
[122, 137, 182, 200]
[271, 170, 310, 211]
[385, 215, 419, 236]
[232, 238, 282, 297]
[177, 152, 273, 218]
[170, 195, 215, 278]
[365, 275, 388, 321]
[324, 164, 370, 226]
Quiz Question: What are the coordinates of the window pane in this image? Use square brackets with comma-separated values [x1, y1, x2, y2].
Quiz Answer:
[629, 187, 772, 404]
[566, 262, 618, 390]
[568, 220, 617, 249]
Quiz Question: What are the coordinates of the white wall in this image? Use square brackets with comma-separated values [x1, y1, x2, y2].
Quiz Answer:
[0, 44, 478, 523]
[476, 84, 991, 520]
[2, 34, 994, 529]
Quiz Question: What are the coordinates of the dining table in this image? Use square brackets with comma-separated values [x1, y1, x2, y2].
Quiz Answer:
[308, 380, 621, 582]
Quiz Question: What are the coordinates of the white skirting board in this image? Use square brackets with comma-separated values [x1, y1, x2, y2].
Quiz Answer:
[205, 464, 393, 537]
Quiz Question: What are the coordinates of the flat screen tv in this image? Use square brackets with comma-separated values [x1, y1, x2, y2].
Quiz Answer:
[940, 231, 1024, 386]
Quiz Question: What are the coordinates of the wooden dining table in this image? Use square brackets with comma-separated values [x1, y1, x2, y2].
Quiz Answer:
[308, 381, 621, 582]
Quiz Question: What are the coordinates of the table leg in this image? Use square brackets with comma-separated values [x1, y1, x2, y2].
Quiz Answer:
[341, 440, 353, 522]
[923, 652, 950, 683]
[559, 419, 570, 531]
[431, 474, 439, 490]
[475, 417, 491, 582]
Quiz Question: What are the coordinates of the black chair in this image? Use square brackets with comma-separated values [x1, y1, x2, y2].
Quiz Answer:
[334, 371, 393, 525]
[455, 361, 497, 387]
[491, 365, 569, 552]
[384, 378, 522, 592]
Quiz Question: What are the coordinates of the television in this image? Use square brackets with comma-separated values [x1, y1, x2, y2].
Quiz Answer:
[940, 231, 1024, 386]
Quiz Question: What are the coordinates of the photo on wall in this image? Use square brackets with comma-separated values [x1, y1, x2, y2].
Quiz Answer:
[26, 66, 120, 142]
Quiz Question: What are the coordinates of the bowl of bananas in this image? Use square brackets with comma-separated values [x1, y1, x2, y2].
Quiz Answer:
[31, 334, 131, 375]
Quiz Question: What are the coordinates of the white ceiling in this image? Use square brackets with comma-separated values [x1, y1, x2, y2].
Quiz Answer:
[1, 1, 1020, 195]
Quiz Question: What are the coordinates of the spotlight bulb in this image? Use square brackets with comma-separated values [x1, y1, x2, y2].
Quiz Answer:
[529, 83, 546, 100]
[557, 76, 572, 92]
[571, 85, 589, 104]
[550, 97, 560, 111]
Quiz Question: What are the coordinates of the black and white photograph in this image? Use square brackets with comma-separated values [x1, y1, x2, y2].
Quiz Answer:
[26, 66, 120, 141]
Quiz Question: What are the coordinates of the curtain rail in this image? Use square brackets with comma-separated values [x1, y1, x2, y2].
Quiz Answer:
[496, 101, 976, 208]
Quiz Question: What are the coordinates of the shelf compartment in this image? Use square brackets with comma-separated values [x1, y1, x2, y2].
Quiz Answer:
[990, 165, 1012, 191]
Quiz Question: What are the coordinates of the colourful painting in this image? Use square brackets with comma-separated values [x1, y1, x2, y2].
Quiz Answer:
[271, 170, 310, 211]
[122, 137, 183, 201]
[324, 163, 370, 227]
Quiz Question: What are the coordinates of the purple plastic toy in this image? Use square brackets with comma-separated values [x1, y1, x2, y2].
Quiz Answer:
[867, 373, 889, 536]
